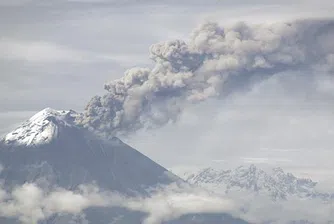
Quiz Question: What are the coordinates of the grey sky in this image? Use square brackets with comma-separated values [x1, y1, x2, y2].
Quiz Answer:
[1, 0, 334, 182]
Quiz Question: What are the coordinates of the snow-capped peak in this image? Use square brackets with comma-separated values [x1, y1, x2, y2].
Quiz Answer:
[183, 165, 323, 200]
[2, 108, 78, 147]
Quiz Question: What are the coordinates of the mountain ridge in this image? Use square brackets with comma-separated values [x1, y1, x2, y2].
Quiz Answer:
[0, 108, 249, 224]
[2, 108, 79, 147]
[182, 164, 334, 201]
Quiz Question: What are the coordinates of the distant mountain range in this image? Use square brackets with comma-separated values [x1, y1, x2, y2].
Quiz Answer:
[180, 165, 334, 223]
[181, 165, 334, 201]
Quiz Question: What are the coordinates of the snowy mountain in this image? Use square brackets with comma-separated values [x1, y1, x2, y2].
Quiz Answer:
[182, 165, 334, 201]
[0, 108, 248, 224]
[0, 108, 180, 194]
[3, 108, 78, 147]
[181, 165, 334, 223]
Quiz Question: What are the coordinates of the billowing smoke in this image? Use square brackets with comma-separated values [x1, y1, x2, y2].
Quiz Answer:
[76, 19, 334, 136]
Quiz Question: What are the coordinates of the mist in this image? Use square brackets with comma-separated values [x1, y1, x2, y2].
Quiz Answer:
[0, 179, 333, 224]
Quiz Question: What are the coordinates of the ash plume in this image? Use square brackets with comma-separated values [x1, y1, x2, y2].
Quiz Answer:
[76, 19, 334, 136]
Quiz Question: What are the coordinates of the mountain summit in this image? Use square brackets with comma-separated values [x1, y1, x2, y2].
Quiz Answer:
[0, 108, 179, 223]
[182, 165, 333, 201]
[2, 108, 78, 147]
[0, 108, 248, 224]
[0, 108, 179, 193]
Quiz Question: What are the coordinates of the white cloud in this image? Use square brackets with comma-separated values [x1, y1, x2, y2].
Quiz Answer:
[0, 180, 333, 224]
[241, 157, 292, 164]
[0, 183, 125, 224]
[0, 39, 146, 65]
[126, 184, 236, 224]
[0, 181, 237, 224]
[199, 4, 334, 26]
[0, 0, 34, 6]
[229, 192, 334, 223]
[0, 39, 89, 63]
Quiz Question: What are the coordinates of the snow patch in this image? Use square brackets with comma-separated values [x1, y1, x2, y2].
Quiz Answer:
[3, 108, 78, 147]
[182, 165, 330, 201]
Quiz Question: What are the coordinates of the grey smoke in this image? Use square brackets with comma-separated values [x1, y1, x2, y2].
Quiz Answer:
[76, 19, 334, 136]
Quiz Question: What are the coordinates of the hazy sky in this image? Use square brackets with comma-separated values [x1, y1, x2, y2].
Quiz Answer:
[1, 0, 334, 182]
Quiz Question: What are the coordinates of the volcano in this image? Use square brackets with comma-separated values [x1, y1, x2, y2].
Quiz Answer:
[0, 108, 249, 224]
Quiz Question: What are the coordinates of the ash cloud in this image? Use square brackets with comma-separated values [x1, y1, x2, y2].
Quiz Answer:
[76, 19, 334, 136]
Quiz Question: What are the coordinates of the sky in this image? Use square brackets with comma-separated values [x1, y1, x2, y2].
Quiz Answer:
[1, 0, 334, 183]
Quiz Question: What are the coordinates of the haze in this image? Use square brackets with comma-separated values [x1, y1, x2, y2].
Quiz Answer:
[1, 0, 334, 186]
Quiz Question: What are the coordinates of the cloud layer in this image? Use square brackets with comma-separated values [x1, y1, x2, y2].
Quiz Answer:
[0, 180, 333, 224]
[0, 181, 236, 224]
[0, 183, 118, 224]
[76, 19, 334, 137]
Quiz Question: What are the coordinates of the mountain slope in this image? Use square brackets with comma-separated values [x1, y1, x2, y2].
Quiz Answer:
[0, 108, 249, 224]
[3, 108, 78, 147]
[0, 108, 179, 195]
[182, 165, 333, 201]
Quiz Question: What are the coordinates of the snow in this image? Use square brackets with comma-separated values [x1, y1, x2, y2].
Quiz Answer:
[182, 165, 333, 201]
[3, 108, 78, 147]
[0, 108, 249, 224]
[0, 108, 181, 195]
